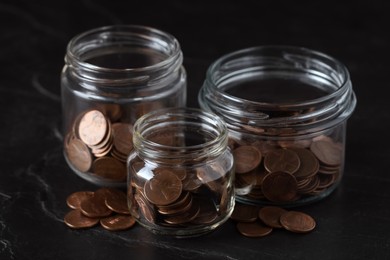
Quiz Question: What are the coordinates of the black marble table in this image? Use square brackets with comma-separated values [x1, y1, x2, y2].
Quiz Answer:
[1, 1, 389, 259]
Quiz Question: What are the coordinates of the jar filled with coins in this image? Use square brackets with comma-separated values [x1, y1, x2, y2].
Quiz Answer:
[199, 46, 356, 207]
[61, 25, 186, 186]
[127, 108, 235, 237]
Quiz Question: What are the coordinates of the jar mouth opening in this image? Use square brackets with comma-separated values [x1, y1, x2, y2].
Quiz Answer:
[133, 108, 228, 159]
[205, 45, 350, 108]
[66, 25, 182, 74]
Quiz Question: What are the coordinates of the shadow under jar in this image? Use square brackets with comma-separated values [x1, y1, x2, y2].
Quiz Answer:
[199, 46, 356, 207]
[61, 25, 186, 186]
[127, 108, 235, 237]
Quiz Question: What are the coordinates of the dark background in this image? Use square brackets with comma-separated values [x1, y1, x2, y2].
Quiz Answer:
[1, 1, 389, 259]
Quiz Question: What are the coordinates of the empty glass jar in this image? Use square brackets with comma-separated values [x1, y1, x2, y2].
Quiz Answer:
[199, 46, 356, 207]
[127, 108, 235, 237]
[61, 25, 186, 186]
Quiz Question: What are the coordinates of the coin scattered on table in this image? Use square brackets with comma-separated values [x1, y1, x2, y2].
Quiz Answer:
[231, 203, 316, 237]
[64, 188, 136, 231]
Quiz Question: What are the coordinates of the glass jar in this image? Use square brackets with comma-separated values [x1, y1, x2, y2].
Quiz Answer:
[199, 46, 356, 207]
[61, 25, 186, 186]
[127, 108, 235, 237]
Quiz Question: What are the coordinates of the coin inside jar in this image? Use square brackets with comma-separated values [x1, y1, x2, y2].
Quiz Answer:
[264, 148, 300, 174]
[262, 171, 298, 202]
[78, 110, 109, 146]
[66, 138, 92, 173]
[233, 146, 262, 174]
[144, 172, 183, 206]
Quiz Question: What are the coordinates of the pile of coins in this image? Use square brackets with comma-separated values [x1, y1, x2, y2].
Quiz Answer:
[64, 109, 133, 182]
[231, 203, 316, 237]
[129, 163, 233, 228]
[64, 188, 136, 231]
[233, 135, 342, 203]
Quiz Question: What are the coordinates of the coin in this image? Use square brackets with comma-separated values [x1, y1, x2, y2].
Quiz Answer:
[66, 191, 94, 209]
[80, 194, 112, 218]
[264, 149, 300, 174]
[92, 156, 126, 181]
[112, 123, 133, 156]
[78, 110, 108, 146]
[105, 189, 130, 215]
[155, 167, 187, 181]
[236, 221, 273, 237]
[280, 211, 316, 233]
[144, 172, 182, 206]
[262, 171, 298, 202]
[64, 209, 99, 229]
[191, 197, 218, 225]
[182, 174, 202, 191]
[258, 206, 287, 228]
[66, 138, 92, 172]
[233, 146, 262, 174]
[164, 202, 200, 225]
[230, 203, 259, 222]
[134, 192, 155, 223]
[100, 215, 136, 231]
[289, 148, 319, 179]
[310, 140, 342, 166]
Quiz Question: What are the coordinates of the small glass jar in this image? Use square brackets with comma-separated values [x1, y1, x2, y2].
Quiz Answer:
[61, 25, 186, 186]
[199, 46, 356, 207]
[127, 108, 235, 237]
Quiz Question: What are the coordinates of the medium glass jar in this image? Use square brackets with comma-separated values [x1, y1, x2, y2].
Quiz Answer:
[127, 108, 235, 237]
[199, 46, 356, 207]
[61, 25, 186, 186]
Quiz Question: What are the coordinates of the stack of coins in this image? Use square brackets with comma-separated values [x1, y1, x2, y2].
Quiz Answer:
[129, 164, 232, 228]
[64, 188, 136, 231]
[231, 203, 316, 237]
[64, 109, 133, 182]
[233, 135, 342, 203]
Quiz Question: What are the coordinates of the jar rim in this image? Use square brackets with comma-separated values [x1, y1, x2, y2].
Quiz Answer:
[66, 24, 182, 74]
[132, 108, 228, 160]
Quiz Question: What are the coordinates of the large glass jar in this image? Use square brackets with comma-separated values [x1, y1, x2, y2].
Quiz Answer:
[127, 108, 235, 237]
[199, 46, 356, 207]
[61, 25, 186, 186]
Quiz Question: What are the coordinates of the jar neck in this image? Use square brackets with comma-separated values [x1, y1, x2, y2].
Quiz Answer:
[199, 46, 356, 136]
[132, 108, 228, 164]
[65, 25, 183, 91]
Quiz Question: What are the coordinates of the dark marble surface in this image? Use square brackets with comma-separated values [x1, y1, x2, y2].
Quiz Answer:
[1, 1, 389, 259]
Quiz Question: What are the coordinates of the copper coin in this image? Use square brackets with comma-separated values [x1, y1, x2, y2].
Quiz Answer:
[144, 172, 182, 206]
[64, 209, 99, 229]
[134, 192, 155, 223]
[310, 140, 342, 166]
[233, 146, 262, 174]
[66, 138, 92, 172]
[105, 189, 130, 215]
[66, 191, 94, 209]
[258, 206, 287, 228]
[236, 221, 273, 237]
[112, 123, 133, 156]
[100, 215, 136, 231]
[280, 211, 316, 233]
[80, 194, 112, 218]
[182, 174, 202, 191]
[191, 198, 218, 225]
[155, 167, 187, 181]
[262, 171, 298, 202]
[78, 110, 108, 146]
[230, 203, 259, 222]
[92, 156, 126, 181]
[290, 148, 319, 179]
[264, 149, 300, 174]
[164, 202, 200, 225]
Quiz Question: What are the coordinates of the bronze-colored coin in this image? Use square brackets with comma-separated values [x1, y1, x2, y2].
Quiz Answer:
[100, 214, 136, 231]
[233, 146, 262, 174]
[157, 192, 192, 216]
[134, 192, 155, 223]
[92, 156, 126, 181]
[66, 191, 94, 209]
[262, 171, 298, 202]
[78, 110, 108, 146]
[317, 174, 336, 189]
[155, 167, 187, 181]
[80, 194, 112, 218]
[191, 197, 218, 225]
[182, 173, 202, 191]
[230, 203, 259, 222]
[64, 209, 99, 229]
[112, 123, 133, 156]
[264, 149, 300, 174]
[236, 221, 273, 237]
[105, 189, 130, 215]
[310, 140, 342, 166]
[66, 138, 92, 172]
[144, 172, 182, 206]
[258, 206, 287, 228]
[280, 211, 316, 233]
[290, 148, 319, 179]
[164, 202, 200, 225]
[297, 175, 320, 194]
